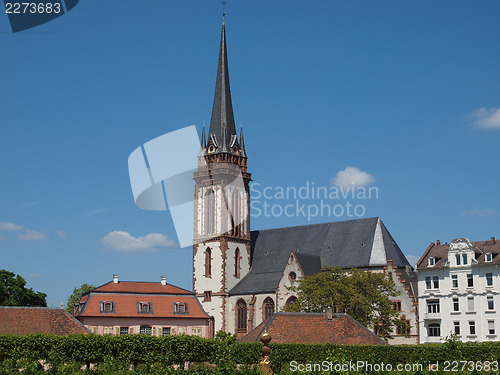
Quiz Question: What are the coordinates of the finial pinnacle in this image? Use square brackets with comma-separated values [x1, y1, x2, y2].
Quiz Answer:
[222, 0, 226, 24]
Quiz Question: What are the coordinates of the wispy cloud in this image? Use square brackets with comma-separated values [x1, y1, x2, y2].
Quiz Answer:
[467, 107, 500, 129]
[462, 208, 495, 217]
[18, 230, 47, 241]
[100, 231, 178, 252]
[56, 230, 66, 238]
[0, 222, 24, 231]
[88, 208, 109, 216]
[331, 166, 375, 188]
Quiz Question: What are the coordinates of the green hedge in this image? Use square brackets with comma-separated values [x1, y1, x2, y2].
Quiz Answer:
[1, 333, 500, 374]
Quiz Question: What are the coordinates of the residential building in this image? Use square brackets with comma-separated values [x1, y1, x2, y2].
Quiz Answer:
[74, 275, 212, 338]
[192, 18, 418, 344]
[0, 306, 90, 335]
[239, 312, 387, 345]
[416, 237, 500, 343]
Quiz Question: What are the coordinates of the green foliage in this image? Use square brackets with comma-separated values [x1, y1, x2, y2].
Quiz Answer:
[65, 283, 95, 314]
[1, 333, 500, 374]
[285, 266, 399, 339]
[0, 269, 47, 307]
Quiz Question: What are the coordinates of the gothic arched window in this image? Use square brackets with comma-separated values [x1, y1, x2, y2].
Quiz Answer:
[205, 189, 215, 236]
[234, 248, 241, 278]
[263, 297, 275, 320]
[236, 299, 247, 331]
[205, 248, 212, 277]
[285, 296, 297, 307]
[230, 190, 239, 236]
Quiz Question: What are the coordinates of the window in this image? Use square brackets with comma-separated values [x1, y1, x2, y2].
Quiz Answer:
[289, 272, 297, 281]
[137, 302, 152, 314]
[204, 291, 212, 302]
[462, 254, 468, 265]
[237, 299, 247, 331]
[393, 301, 402, 312]
[488, 320, 495, 335]
[177, 327, 187, 335]
[456, 254, 461, 266]
[425, 276, 439, 289]
[487, 296, 494, 310]
[453, 297, 460, 312]
[452, 275, 458, 288]
[428, 323, 440, 337]
[486, 273, 493, 287]
[454, 321, 460, 335]
[427, 299, 440, 314]
[467, 296, 474, 312]
[103, 326, 113, 335]
[396, 318, 411, 335]
[140, 326, 152, 335]
[120, 327, 129, 335]
[433, 276, 439, 288]
[263, 298, 275, 320]
[234, 248, 241, 278]
[486, 253, 493, 262]
[174, 302, 188, 314]
[99, 301, 115, 313]
[467, 274, 474, 288]
[285, 296, 297, 306]
[469, 321, 476, 335]
[205, 190, 215, 235]
[230, 191, 240, 236]
[428, 257, 435, 266]
[162, 327, 171, 336]
[192, 327, 202, 337]
[205, 248, 212, 277]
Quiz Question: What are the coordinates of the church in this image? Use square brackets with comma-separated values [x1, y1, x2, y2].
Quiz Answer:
[192, 18, 418, 344]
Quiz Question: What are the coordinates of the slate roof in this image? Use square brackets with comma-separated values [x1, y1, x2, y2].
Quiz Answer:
[92, 281, 193, 295]
[417, 237, 500, 270]
[0, 307, 90, 335]
[208, 20, 237, 154]
[239, 312, 387, 345]
[230, 217, 409, 295]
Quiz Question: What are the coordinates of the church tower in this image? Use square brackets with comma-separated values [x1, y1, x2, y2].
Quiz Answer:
[193, 18, 251, 334]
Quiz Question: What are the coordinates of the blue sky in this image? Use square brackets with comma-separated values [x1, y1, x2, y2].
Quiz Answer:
[1, 0, 499, 307]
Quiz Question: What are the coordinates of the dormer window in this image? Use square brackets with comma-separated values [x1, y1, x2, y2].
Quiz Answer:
[137, 302, 152, 314]
[462, 254, 468, 265]
[428, 257, 435, 266]
[455, 254, 461, 266]
[99, 301, 116, 313]
[173, 302, 189, 314]
[486, 253, 493, 262]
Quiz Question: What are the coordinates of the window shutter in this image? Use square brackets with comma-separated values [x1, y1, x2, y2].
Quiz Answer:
[149, 302, 153, 314]
[137, 302, 141, 314]
[115, 327, 119, 335]
[185, 303, 189, 314]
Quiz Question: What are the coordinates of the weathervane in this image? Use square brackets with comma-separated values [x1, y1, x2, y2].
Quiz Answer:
[222, 0, 226, 17]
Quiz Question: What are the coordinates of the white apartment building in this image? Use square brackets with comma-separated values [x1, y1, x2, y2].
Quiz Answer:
[416, 237, 499, 344]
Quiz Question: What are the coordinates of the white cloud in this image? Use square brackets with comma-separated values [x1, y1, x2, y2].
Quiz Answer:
[331, 166, 375, 188]
[467, 107, 500, 129]
[0, 222, 24, 231]
[462, 208, 495, 217]
[100, 231, 178, 252]
[56, 230, 66, 238]
[18, 230, 47, 241]
[88, 208, 109, 216]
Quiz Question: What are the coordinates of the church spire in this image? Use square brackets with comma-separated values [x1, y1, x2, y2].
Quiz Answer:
[208, 17, 237, 154]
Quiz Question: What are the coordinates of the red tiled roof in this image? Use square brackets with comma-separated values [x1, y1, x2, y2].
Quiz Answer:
[0, 307, 90, 335]
[239, 312, 387, 345]
[75, 293, 209, 319]
[417, 237, 500, 269]
[92, 281, 193, 295]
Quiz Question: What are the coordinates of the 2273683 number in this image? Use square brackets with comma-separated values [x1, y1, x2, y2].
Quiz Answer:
[5, 2, 61, 14]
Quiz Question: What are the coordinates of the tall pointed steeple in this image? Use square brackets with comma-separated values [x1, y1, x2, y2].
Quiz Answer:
[208, 17, 237, 154]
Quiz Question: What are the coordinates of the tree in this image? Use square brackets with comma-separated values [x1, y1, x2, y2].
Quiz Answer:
[0, 269, 47, 307]
[284, 267, 399, 339]
[66, 283, 95, 314]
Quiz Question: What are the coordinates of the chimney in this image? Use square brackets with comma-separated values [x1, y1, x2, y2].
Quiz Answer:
[113, 274, 119, 284]
[436, 240, 441, 245]
[491, 237, 496, 245]
[326, 306, 333, 320]
[160, 275, 167, 286]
